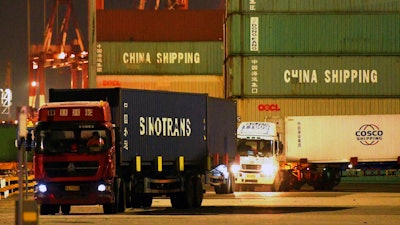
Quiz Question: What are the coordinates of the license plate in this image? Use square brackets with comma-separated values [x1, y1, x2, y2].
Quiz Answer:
[65, 185, 80, 191]
[246, 174, 256, 179]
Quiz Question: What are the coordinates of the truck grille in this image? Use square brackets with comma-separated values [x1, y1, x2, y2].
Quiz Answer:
[44, 161, 99, 177]
[242, 164, 261, 170]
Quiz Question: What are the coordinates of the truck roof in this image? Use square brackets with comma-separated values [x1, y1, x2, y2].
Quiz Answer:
[38, 101, 112, 122]
[237, 122, 277, 140]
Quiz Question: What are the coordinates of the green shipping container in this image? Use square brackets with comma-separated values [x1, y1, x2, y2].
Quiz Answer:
[0, 125, 30, 162]
[227, 55, 400, 97]
[227, 0, 400, 13]
[226, 13, 400, 55]
[97, 42, 223, 75]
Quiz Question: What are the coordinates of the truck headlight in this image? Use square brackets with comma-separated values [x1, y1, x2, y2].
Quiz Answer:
[37, 184, 48, 193]
[230, 165, 240, 174]
[97, 184, 106, 192]
[97, 183, 111, 192]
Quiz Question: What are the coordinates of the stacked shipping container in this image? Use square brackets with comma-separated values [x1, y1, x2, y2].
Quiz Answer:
[96, 9, 226, 98]
[225, 0, 400, 121]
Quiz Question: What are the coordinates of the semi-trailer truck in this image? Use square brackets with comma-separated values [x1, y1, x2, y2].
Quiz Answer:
[232, 115, 400, 191]
[33, 88, 237, 215]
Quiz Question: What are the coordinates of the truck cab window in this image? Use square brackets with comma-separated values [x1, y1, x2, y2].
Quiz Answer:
[260, 140, 274, 157]
[81, 130, 107, 152]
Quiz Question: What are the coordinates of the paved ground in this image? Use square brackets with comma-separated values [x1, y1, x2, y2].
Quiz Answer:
[1, 182, 400, 225]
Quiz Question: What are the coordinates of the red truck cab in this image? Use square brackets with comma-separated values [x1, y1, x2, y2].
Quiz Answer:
[33, 101, 117, 214]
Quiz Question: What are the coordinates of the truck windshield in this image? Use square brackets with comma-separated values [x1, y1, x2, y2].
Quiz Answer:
[35, 129, 109, 153]
[237, 140, 274, 157]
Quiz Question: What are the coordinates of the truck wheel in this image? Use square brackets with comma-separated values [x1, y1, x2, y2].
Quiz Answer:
[183, 176, 195, 208]
[118, 179, 126, 213]
[103, 203, 114, 214]
[271, 172, 282, 192]
[39, 204, 50, 215]
[40, 204, 59, 215]
[214, 175, 231, 194]
[131, 194, 153, 208]
[229, 174, 235, 193]
[170, 176, 194, 209]
[279, 171, 291, 192]
[192, 176, 203, 207]
[61, 205, 71, 214]
[142, 196, 153, 208]
[125, 180, 132, 208]
[103, 178, 120, 214]
[170, 193, 184, 208]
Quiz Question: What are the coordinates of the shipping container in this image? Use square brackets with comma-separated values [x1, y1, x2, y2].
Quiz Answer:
[48, 88, 236, 163]
[227, 0, 400, 13]
[0, 124, 18, 162]
[227, 55, 400, 98]
[284, 115, 400, 163]
[235, 98, 400, 122]
[0, 124, 34, 162]
[226, 13, 400, 55]
[103, 0, 225, 10]
[96, 75, 225, 98]
[97, 10, 225, 41]
[97, 42, 223, 75]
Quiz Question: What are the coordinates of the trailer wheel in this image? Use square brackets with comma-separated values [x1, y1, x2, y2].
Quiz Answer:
[170, 193, 183, 208]
[141, 195, 153, 208]
[192, 176, 203, 207]
[170, 176, 195, 209]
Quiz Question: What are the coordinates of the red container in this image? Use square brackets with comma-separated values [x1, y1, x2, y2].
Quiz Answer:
[97, 10, 225, 41]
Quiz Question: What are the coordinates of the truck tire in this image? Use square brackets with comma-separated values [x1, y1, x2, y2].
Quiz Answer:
[229, 174, 235, 193]
[118, 179, 126, 213]
[61, 205, 71, 214]
[271, 170, 291, 192]
[170, 175, 195, 209]
[192, 176, 203, 207]
[125, 180, 133, 208]
[131, 194, 153, 208]
[271, 171, 282, 192]
[103, 178, 120, 214]
[103, 203, 114, 214]
[214, 175, 231, 194]
[40, 204, 60, 215]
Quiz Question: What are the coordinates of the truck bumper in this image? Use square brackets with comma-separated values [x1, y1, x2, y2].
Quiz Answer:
[34, 181, 114, 205]
[234, 172, 275, 185]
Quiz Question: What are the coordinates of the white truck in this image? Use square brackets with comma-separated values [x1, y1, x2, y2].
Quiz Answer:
[231, 122, 288, 191]
[232, 115, 400, 191]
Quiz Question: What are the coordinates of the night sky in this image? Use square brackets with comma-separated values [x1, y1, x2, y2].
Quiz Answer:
[0, 0, 224, 120]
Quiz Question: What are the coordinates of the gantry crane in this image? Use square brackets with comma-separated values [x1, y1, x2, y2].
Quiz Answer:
[29, 0, 88, 109]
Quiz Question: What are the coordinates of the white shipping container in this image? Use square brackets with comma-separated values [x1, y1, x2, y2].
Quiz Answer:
[284, 115, 400, 163]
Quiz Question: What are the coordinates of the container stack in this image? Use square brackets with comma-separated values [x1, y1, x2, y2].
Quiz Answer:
[225, 0, 400, 121]
[96, 8, 226, 98]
